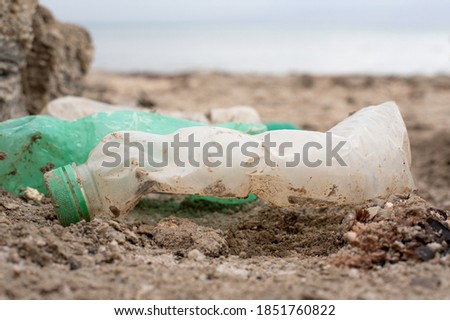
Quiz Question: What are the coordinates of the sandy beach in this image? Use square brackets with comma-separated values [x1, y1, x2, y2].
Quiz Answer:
[0, 71, 449, 299]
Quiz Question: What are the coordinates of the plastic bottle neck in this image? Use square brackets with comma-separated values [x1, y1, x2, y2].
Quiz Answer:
[75, 163, 102, 218]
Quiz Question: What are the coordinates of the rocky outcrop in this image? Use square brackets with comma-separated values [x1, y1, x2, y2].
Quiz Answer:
[0, 0, 93, 121]
[0, 0, 37, 120]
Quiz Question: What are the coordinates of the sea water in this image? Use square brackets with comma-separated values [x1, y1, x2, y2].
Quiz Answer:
[85, 21, 450, 75]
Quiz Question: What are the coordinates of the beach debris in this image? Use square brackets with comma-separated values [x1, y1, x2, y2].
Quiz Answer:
[44, 96, 263, 126]
[45, 102, 415, 226]
[0, 106, 265, 196]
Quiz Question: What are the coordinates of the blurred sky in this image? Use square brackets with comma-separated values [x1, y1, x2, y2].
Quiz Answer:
[39, 0, 449, 29]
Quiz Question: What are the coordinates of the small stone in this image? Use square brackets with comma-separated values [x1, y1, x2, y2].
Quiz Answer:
[415, 245, 435, 261]
[370, 198, 386, 207]
[87, 247, 98, 254]
[124, 229, 139, 244]
[387, 194, 400, 203]
[108, 220, 122, 231]
[239, 251, 248, 259]
[0, 214, 10, 225]
[393, 240, 405, 250]
[344, 231, 357, 243]
[187, 249, 205, 261]
[385, 202, 394, 209]
[95, 222, 110, 234]
[367, 206, 380, 219]
[23, 187, 44, 202]
[377, 208, 392, 219]
[109, 240, 120, 252]
[347, 268, 359, 278]
[69, 261, 81, 271]
[36, 238, 46, 247]
[2, 203, 20, 210]
[427, 242, 443, 252]
[137, 224, 154, 235]
[8, 250, 20, 264]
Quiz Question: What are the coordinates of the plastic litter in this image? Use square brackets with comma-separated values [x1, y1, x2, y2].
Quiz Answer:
[45, 101, 415, 226]
[38, 96, 295, 207]
[0, 110, 266, 195]
[44, 96, 211, 124]
[43, 97, 262, 125]
[41, 96, 145, 121]
[209, 106, 261, 124]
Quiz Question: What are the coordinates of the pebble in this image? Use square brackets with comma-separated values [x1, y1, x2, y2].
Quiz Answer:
[23, 187, 44, 202]
[98, 245, 106, 253]
[239, 251, 248, 259]
[367, 206, 380, 219]
[347, 268, 360, 278]
[95, 222, 110, 234]
[427, 242, 443, 252]
[187, 249, 205, 261]
[2, 202, 20, 210]
[0, 213, 10, 225]
[377, 208, 392, 219]
[344, 231, 357, 243]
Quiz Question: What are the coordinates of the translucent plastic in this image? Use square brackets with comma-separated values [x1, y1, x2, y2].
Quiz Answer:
[0, 110, 265, 195]
[71, 102, 415, 219]
[42, 96, 261, 124]
[41, 96, 145, 121]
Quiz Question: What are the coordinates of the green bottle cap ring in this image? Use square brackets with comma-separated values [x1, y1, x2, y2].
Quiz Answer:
[44, 164, 90, 226]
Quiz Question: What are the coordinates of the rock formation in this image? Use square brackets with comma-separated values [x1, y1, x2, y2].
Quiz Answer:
[0, 0, 93, 121]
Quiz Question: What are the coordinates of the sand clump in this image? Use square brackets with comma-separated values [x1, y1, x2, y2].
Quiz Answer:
[153, 217, 229, 257]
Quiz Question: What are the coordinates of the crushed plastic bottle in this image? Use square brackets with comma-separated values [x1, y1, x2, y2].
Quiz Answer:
[0, 110, 266, 195]
[45, 101, 415, 226]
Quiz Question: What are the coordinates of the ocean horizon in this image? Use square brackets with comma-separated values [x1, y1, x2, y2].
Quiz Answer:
[83, 21, 450, 75]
